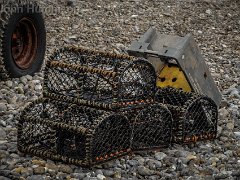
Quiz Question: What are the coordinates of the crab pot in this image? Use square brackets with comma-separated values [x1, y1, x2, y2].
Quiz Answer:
[18, 98, 132, 167]
[155, 88, 218, 144]
[18, 98, 174, 166]
[43, 47, 156, 109]
[122, 103, 173, 151]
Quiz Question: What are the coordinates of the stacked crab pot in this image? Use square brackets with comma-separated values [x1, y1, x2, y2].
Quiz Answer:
[18, 47, 173, 167]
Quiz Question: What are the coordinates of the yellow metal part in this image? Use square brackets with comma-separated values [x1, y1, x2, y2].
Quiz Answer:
[157, 64, 192, 92]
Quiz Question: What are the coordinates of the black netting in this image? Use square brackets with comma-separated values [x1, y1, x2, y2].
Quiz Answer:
[44, 47, 156, 107]
[18, 99, 100, 163]
[184, 96, 218, 143]
[18, 47, 218, 166]
[90, 114, 131, 163]
[155, 88, 193, 106]
[18, 98, 174, 166]
[131, 104, 173, 150]
[155, 88, 218, 143]
[49, 47, 132, 69]
[18, 120, 57, 152]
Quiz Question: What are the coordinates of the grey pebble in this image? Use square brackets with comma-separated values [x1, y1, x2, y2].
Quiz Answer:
[137, 166, 155, 176]
[103, 170, 114, 177]
[0, 103, 7, 112]
[0, 128, 6, 140]
[5, 81, 13, 88]
[154, 152, 167, 161]
[95, 169, 103, 175]
[72, 173, 86, 179]
[20, 77, 28, 85]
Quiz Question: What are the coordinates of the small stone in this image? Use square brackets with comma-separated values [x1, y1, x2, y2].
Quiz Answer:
[137, 166, 155, 176]
[0, 176, 9, 180]
[128, 160, 138, 166]
[95, 170, 103, 175]
[32, 80, 41, 84]
[147, 159, 162, 170]
[208, 157, 219, 166]
[131, 14, 138, 18]
[5, 81, 13, 87]
[0, 103, 7, 112]
[214, 171, 230, 179]
[134, 156, 145, 165]
[72, 173, 86, 179]
[69, 35, 77, 40]
[219, 108, 229, 119]
[115, 43, 125, 50]
[103, 170, 114, 177]
[97, 174, 106, 180]
[186, 155, 197, 162]
[34, 85, 42, 91]
[113, 171, 121, 179]
[149, 175, 159, 180]
[226, 122, 234, 130]
[113, 49, 120, 54]
[217, 126, 223, 137]
[220, 136, 228, 142]
[134, 26, 139, 32]
[230, 89, 239, 96]
[25, 75, 33, 81]
[224, 150, 233, 157]
[45, 163, 58, 171]
[206, 9, 212, 15]
[33, 166, 45, 174]
[0, 127, 6, 140]
[16, 87, 24, 94]
[0, 150, 8, 160]
[7, 96, 17, 104]
[20, 77, 28, 85]
[58, 164, 73, 174]
[232, 170, 240, 177]
[27, 175, 45, 180]
[234, 132, 240, 138]
[221, 99, 229, 108]
[32, 160, 46, 166]
[12, 167, 24, 174]
[56, 172, 67, 179]
[21, 167, 33, 177]
[82, 177, 90, 180]
[163, 12, 172, 17]
[0, 121, 6, 127]
[176, 159, 185, 171]
[154, 152, 167, 161]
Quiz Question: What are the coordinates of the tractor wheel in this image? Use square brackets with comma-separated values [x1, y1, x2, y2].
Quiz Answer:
[0, 0, 46, 79]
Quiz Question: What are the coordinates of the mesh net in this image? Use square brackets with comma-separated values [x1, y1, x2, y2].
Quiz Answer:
[155, 88, 193, 106]
[18, 47, 218, 166]
[90, 114, 131, 163]
[130, 104, 173, 150]
[155, 88, 218, 143]
[18, 98, 173, 166]
[44, 47, 156, 107]
[184, 96, 218, 143]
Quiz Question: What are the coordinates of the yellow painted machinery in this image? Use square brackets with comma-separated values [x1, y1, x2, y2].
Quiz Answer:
[128, 27, 222, 107]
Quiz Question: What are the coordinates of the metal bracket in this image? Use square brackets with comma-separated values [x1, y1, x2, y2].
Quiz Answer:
[128, 27, 222, 107]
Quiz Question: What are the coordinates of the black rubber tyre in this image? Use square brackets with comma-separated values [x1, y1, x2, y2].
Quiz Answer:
[0, 0, 46, 79]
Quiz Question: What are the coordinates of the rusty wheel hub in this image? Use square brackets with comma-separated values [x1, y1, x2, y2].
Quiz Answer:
[11, 18, 37, 70]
